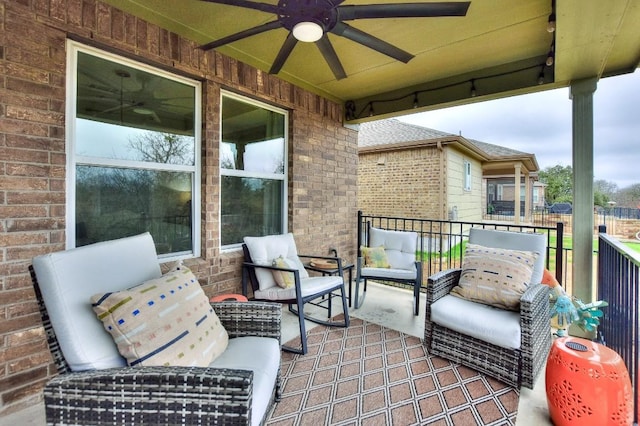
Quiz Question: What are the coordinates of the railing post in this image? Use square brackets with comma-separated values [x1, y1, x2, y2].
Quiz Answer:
[357, 210, 363, 257]
[555, 222, 564, 286]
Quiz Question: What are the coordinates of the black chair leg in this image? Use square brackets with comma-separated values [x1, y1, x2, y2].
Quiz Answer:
[353, 278, 367, 309]
[340, 286, 350, 327]
[282, 303, 307, 354]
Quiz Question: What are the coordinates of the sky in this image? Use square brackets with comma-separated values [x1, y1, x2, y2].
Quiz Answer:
[399, 69, 640, 189]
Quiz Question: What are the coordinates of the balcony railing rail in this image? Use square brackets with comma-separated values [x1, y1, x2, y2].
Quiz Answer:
[357, 211, 565, 286]
[597, 226, 640, 424]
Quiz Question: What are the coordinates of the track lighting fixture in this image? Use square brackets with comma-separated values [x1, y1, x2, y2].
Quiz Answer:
[347, 61, 552, 120]
[547, 13, 556, 33]
[546, 45, 555, 66]
[547, 0, 556, 32]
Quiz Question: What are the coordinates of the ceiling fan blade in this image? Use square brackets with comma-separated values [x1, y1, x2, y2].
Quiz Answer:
[331, 22, 414, 63]
[337, 2, 471, 20]
[199, 0, 278, 14]
[199, 20, 282, 51]
[316, 36, 347, 80]
[94, 103, 134, 116]
[269, 33, 298, 75]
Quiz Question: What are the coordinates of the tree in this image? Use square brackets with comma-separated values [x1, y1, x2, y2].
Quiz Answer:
[539, 165, 573, 205]
[616, 183, 640, 208]
[593, 179, 617, 208]
[128, 131, 194, 165]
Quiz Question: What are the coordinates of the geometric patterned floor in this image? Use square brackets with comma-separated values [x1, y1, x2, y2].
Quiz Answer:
[267, 317, 519, 425]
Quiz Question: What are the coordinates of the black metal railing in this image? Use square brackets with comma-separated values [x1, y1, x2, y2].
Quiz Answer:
[357, 211, 565, 286]
[597, 226, 640, 424]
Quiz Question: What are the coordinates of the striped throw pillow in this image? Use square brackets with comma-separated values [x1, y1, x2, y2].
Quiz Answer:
[91, 266, 228, 367]
[451, 243, 538, 310]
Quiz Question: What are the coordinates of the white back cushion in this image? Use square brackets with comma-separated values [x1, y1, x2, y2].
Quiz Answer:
[369, 227, 417, 270]
[244, 233, 308, 290]
[32, 233, 161, 371]
[468, 228, 546, 285]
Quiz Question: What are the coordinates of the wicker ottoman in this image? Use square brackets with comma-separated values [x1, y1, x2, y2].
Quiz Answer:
[545, 336, 633, 426]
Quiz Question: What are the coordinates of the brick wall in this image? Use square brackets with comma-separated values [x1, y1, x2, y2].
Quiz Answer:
[0, 0, 358, 414]
[358, 145, 442, 219]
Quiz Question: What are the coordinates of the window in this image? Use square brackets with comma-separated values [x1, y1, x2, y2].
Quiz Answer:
[67, 42, 201, 258]
[533, 187, 540, 203]
[220, 92, 288, 247]
[463, 160, 472, 191]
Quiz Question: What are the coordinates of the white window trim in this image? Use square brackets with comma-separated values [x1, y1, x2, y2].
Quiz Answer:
[463, 160, 472, 191]
[219, 90, 288, 250]
[65, 40, 202, 260]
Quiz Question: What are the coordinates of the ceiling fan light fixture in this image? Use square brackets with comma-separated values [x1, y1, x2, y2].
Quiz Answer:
[292, 21, 323, 42]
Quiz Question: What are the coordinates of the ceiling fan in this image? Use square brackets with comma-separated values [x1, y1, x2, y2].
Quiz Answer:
[79, 69, 194, 125]
[199, 0, 471, 80]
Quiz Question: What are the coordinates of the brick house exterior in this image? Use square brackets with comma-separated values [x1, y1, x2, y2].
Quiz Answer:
[357, 119, 540, 222]
[0, 0, 358, 415]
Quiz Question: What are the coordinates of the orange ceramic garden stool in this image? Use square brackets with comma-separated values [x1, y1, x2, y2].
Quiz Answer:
[210, 293, 248, 303]
[545, 336, 633, 426]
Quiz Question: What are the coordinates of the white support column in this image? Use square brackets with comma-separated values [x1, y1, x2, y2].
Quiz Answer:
[524, 172, 531, 223]
[570, 78, 597, 302]
[513, 163, 522, 224]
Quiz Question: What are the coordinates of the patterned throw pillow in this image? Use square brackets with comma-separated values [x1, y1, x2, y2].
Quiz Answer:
[361, 245, 390, 268]
[451, 243, 538, 310]
[271, 255, 296, 288]
[91, 266, 228, 367]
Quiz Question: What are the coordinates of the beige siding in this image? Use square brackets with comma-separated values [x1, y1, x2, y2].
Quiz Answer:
[446, 149, 483, 222]
[358, 146, 443, 219]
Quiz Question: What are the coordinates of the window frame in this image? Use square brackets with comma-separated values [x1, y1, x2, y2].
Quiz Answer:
[463, 159, 472, 191]
[219, 90, 289, 250]
[65, 41, 202, 260]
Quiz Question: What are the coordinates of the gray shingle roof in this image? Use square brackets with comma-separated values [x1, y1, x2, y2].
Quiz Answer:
[358, 119, 532, 158]
[357, 119, 454, 147]
[465, 138, 530, 157]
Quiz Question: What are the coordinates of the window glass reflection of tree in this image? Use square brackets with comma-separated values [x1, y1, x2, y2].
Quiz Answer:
[72, 47, 199, 256]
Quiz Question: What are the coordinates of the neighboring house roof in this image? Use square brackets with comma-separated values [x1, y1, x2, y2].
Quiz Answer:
[357, 119, 539, 173]
[358, 119, 454, 147]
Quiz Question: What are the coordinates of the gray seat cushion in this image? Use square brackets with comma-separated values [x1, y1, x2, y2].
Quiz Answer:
[431, 294, 521, 349]
[211, 336, 280, 426]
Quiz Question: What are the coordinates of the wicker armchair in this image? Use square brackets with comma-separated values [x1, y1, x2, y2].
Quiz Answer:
[424, 228, 551, 389]
[30, 233, 282, 425]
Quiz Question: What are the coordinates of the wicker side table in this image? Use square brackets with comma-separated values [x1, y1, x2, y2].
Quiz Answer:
[545, 336, 633, 426]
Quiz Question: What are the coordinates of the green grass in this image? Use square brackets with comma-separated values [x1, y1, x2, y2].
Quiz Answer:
[418, 240, 467, 263]
[626, 241, 640, 254]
